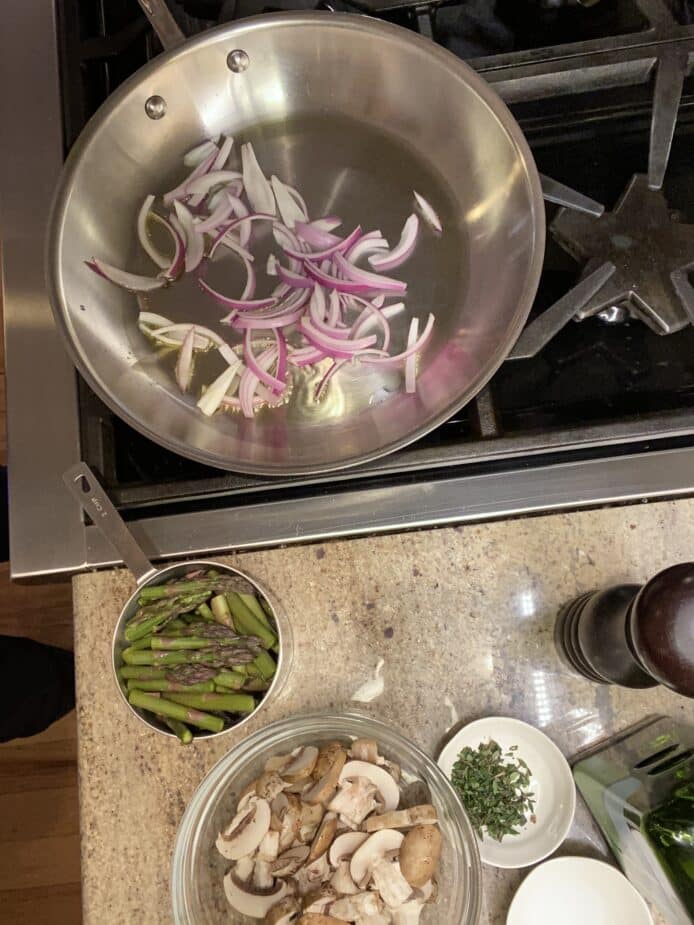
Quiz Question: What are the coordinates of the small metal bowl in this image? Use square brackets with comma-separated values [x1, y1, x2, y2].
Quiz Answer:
[112, 559, 293, 740]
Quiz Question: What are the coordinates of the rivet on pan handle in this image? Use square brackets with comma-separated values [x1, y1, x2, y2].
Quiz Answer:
[136, 0, 186, 52]
[63, 462, 158, 585]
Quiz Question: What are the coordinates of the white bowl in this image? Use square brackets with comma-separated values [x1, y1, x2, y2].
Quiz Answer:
[507, 856, 653, 925]
[438, 716, 576, 868]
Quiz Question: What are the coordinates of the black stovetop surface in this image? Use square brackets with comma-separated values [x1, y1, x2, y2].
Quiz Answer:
[57, 0, 694, 510]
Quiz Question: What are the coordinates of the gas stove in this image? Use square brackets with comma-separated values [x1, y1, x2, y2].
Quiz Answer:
[2, 0, 694, 577]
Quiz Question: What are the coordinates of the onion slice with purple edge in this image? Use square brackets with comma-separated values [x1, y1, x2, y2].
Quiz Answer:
[197, 357, 242, 416]
[163, 148, 217, 205]
[185, 170, 243, 197]
[244, 329, 286, 394]
[369, 214, 419, 272]
[404, 317, 419, 393]
[212, 136, 234, 171]
[137, 195, 169, 269]
[345, 231, 389, 265]
[414, 191, 442, 234]
[276, 263, 315, 290]
[173, 201, 205, 273]
[294, 221, 342, 250]
[208, 213, 275, 258]
[175, 326, 196, 391]
[362, 312, 435, 367]
[86, 258, 167, 292]
[183, 139, 217, 167]
[309, 287, 350, 339]
[312, 255, 407, 295]
[299, 317, 378, 358]
[194, 196, 235, 234]
[198, 278, 273, 312]
[281, 225, 362, 262]
[238, 346, 279, 417]
[241, 142, 276, 215]
[271, 175, 307, 228]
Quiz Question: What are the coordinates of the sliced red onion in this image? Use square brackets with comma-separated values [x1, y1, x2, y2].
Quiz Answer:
[225, 193, 251, 245]
[215, 234, 255, 264]
[308, 287, 350, 339]
[198, 278, 272, 312]
[281, 225, 362, 262]
[333, 254, 407, 293]
[284, 183, 309, 220]
[186, 170, 243, 197]
[362, 313, 435, 366]
[163, 149, 217, 204]
[197, 357, 242, 416]
[175, 326, 196, 392]
[212, 136, 234, 171]
[414, 191, 442, 234]
[315, 359, 348, 399]
[194, 196, 235, 234]
[183, 139, 218, 167]
[271, 175, 307, 228]
[241, 143, 276, 215]
[369, 214, 419, 272]
[208, 213, 275, 258]
[350, 299, 405, 350]
[311, 217, 342, 232]
[141, 321, 218, 350]
[86, 258, 166, 292]
[294, 221, 341, 250]
[275, 329, 288, 391]
[345, 231, 389, 265]
[404, 317, 419, 393]
[149, 213, 185, 280]
[137, 195, 169, 269]
[299, 318, 377, 357]
[327, 290, 341, 326]
[239, 346, 278, 417]
[173, 201, 205, 272]
[228, 301, 307, 330]
[244, 330, 286, 394]
[276, 263, 314, 290]
[288, 345, 326, 367]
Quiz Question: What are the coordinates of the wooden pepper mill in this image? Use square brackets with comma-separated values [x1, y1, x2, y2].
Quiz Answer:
[555, 562, 694, 697]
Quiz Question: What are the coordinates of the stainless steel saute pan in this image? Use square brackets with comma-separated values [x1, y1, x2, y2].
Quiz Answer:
[47, 7, 544, 474]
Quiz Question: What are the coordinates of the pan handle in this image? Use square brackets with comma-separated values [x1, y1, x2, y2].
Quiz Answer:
[136, 0, 187, 51]
[63, 463, 158, 585]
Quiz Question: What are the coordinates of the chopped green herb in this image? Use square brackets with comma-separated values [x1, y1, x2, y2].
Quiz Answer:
[450, 739, 535, 842]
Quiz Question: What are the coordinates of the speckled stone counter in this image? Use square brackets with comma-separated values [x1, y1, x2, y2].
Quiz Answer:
[73, 499, 694, 924]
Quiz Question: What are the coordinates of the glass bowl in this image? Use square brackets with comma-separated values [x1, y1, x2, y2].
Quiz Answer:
[171, 711, 482, 923]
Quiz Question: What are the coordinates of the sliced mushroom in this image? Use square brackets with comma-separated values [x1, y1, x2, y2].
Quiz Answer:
[350, 830, 404, 890]
[254, 858, 275, 890]
[282, 746, 319, 783]
[303, 745, 347, 807]
[398, 825, 441, 889]
[271, 845, 310, 878]
[329, 777, 379, 828]
[217, 798, 272, 860]
[265, 895, 301, 925]
[297, 915, 349, 925]
[331, 859, 360, 896]
[313, 742, 347, 780]
[224, 870, 288, 917]
[366, 912, 395, 925]
[302, 883, 337, 913]
[364, 806, 438, 833]
[257, 770, 290, 802]
[234, 854, 256, 884]
[294, 852, 331, 896]
[331, 891, 385, 921]
[392, 900, 424, 924]
[349, 738, 380, 764]
[265, 753, 292, 773]
[382, 760, 401, 784]
[298, 801, 325, 844]
[258, 829, 281, 862]
[273, 793, 302, 851]
[339, 762, 399, 813]
[308, 812, 337, 863]
[371, 858, 413, 908]
[329, 831, 369, 868]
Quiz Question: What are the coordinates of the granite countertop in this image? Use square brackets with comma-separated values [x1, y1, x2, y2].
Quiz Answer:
[72, 498, 694, 924]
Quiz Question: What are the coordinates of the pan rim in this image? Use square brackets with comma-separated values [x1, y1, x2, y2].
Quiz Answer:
[46, 11, 545, 477]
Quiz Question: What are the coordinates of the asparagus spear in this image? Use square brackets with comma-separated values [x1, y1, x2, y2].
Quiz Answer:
[237, 593, 273, 631]
[122, 646, 257, 667]
[151, 635, 261, 651]
[167, 692, 256, 713]
[118, 665, 167, 681]
[137, 575, 254, 603]
[125, 591, 212, 642]
[196, 603, 215, 622]
[129, 689, 224, 733]
[165, 664, 218, 686]
[252, 650, 277, 681]
[210, 594, 235, 630]
[226, 594, 277, 649]
[213, 670, 246, 690]
[241, 678, 271, 693]
[126, 679, 215, 693]
[162, 717, 193, 745]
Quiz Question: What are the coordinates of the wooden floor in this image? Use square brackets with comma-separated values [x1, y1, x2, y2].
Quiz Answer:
[0, 567, 80, 924]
